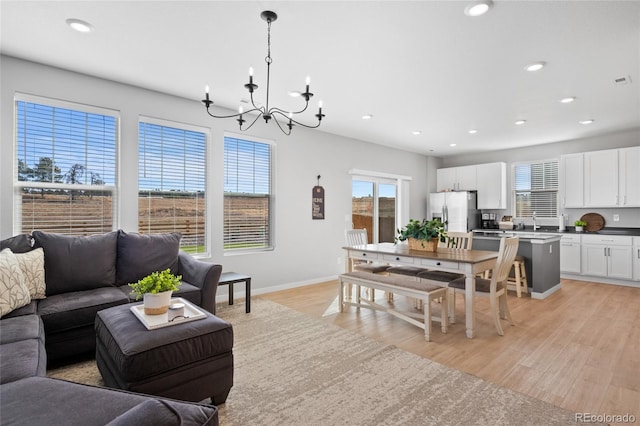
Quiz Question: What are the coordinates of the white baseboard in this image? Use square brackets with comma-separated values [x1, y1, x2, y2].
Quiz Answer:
[215, 275, 338, 303]
[561, 274, 640, 288]
[531, 282, 562, 300]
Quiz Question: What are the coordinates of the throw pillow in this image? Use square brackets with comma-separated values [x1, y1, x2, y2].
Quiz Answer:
[0, 234, 34, 254]
[0, 249, 32, 317]
[14, 248, 46, 299]
[116, 231, 181, 286]
[32, 231, 118, 296]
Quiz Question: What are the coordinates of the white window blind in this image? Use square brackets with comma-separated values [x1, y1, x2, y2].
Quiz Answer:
[14, 98, 117, 235]
[224, 136, 272, 251]
[138, 120, 207, 255]
[513, 160, 559, 218]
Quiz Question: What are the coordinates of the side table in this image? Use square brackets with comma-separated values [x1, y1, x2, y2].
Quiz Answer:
[219, 272, 251, 313]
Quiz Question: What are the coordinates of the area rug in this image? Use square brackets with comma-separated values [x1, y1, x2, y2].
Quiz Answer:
[48, 298, 578, 425]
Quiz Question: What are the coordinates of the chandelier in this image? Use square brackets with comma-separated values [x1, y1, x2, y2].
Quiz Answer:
[202, 10, 325, 135]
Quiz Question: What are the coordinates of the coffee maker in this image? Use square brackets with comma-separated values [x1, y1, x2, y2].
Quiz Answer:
[481, 213, 498, 229]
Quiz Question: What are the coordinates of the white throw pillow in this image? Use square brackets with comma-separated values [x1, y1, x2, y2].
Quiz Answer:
[14, 248, 46, 299]
[0, 249, 32, 317]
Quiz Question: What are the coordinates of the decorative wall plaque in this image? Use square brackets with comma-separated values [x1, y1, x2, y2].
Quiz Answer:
[312, 175, 325, 220]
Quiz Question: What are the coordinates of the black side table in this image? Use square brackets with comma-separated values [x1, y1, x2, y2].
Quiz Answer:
[218, 272, 251, 313]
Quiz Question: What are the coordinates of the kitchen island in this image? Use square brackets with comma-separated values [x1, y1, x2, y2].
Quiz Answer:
[472, 230, 562, 299]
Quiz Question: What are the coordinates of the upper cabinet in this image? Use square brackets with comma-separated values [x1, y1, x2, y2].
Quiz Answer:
[585, 149, 619, 207]
[561, 146, 639, 208]
[476, 162, 506, 209]
[619, 146, 640, 207]
[436, 162, 505, 209]
[436, 165, 477, 192]
[560, 153, 584, 208]
[584, 147, 640, 207]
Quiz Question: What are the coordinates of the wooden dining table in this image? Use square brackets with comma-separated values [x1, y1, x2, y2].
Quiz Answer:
[343, 242, 499, 339]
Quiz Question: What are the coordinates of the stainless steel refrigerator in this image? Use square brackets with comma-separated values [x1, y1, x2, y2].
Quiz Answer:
[428, 191, 480, 232]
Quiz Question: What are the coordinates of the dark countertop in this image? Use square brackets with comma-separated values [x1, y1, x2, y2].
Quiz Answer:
[473, 227, 640, 237]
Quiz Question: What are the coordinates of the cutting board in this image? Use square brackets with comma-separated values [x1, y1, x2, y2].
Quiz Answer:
[580, 213, 605, 232]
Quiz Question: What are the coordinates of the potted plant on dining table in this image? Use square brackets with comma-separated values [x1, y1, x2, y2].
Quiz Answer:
[395, 218, 447, 252]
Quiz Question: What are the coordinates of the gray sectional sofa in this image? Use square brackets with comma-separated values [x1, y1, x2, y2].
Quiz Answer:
[0, 230, 227, 425]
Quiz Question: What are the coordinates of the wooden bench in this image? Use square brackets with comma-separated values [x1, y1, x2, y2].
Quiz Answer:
[338, 271, 448, 342]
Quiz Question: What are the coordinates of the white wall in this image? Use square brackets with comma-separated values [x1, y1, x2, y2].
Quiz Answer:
[438, 132, 640, 228]
[0, 55, 433, 294]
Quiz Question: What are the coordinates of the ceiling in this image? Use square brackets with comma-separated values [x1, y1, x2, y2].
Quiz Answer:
[1, 1, 639, 157]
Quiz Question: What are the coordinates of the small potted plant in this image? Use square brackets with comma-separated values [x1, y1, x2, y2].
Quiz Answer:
[129, 269, 182, 315]
[395, 218, 447, 252]
[574, 220, 587, 232]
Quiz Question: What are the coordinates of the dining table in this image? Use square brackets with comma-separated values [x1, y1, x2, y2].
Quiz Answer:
[343, 242, 499, 339]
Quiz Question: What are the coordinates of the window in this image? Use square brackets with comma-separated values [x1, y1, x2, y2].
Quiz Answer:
[14, 96, 118, 235]
[138, 118, 207, 254]
[223, 135, 272, 251]
[513, 160, 559, 218]
[351, 179, 397, 243]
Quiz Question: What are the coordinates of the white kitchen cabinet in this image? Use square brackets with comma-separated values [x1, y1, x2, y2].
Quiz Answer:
[619, 146, 640, 207]
[560, 153, 584, 208]
[476, 162, 506, 209]
[581, 235, 633, 280]
[560, 234, 581, 274]
[633, 237, 640, 281]
[584, 149, 619, 207]
[436, 165, 477, 192]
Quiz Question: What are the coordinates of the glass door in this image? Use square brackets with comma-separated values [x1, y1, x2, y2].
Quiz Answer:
[352, 179, 397, 243]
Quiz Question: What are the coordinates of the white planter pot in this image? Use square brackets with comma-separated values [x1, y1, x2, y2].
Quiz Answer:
[575, 226, 584, 232]
[143, 290, 173, 315]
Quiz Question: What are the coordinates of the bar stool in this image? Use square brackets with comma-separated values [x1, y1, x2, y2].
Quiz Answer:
[507, 256, 528, 297]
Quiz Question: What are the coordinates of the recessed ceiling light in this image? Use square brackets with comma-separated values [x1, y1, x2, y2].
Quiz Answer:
[464, 0, 493, 17]
[412, 130, 422, 136]
[525, 61, 546, 72]
[468, 129, 478, 134]
[362, 114, 373, 120]
[450, 143, 457, 147]
[66, 18, 94, 33]
[514, 120, 526, 125]
[579, 119, 594, 125]
[559, 97, 576, 103]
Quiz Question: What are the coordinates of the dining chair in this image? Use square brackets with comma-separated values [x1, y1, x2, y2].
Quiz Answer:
[344, 229, 390, 301]
[447, 236, 519, 336]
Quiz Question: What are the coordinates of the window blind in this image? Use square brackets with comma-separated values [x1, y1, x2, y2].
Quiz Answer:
[15, 99, 117, 235]
[223, 136, 272, 251]
[138, 121, 207, 254]
[513, 160, 559, 218]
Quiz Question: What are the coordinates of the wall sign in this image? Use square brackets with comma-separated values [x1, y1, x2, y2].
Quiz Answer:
[312, 175, 325, 220]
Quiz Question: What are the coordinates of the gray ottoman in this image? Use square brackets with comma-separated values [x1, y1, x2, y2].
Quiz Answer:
[95, 303, 233, 405]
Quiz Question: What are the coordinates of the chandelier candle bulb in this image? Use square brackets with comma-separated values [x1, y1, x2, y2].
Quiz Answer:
[205, 86, 210, 101]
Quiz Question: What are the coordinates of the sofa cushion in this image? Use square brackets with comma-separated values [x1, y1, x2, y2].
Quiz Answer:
[14, 248, 46, 299]
[0, 234, 33, 254]
[0, 339, 47, 384]
[0, 377, 219, 426]
[116, 231, 181, 286]
[0, 315, 46, 383]
[38, 287, 129, 334]
[1, 300, 37, 318]
[0, 249, 32, 317]
[0, 314, 45, 345]
[33, 231, 118, 296]
[106, 399, 182, 426]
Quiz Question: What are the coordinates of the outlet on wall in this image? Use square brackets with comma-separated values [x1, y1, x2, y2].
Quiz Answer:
[613, 214, 620, 222]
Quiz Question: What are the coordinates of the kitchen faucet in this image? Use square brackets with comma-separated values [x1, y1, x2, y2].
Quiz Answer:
[532, 211, 540, 231]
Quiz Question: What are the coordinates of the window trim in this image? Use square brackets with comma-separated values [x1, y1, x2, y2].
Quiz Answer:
[13, 93, 120, 235]
[223, 132, 275, 255]
[138, 116, 210, 257]
[511, 158, 559, 220]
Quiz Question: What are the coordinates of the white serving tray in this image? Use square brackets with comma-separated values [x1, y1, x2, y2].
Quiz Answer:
[130, 297, 206, 330]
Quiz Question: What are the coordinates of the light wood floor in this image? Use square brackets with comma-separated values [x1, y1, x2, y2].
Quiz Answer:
[260, 278, 640, 421]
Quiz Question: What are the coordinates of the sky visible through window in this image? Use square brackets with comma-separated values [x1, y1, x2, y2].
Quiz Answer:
[352, 180, 396, 198]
